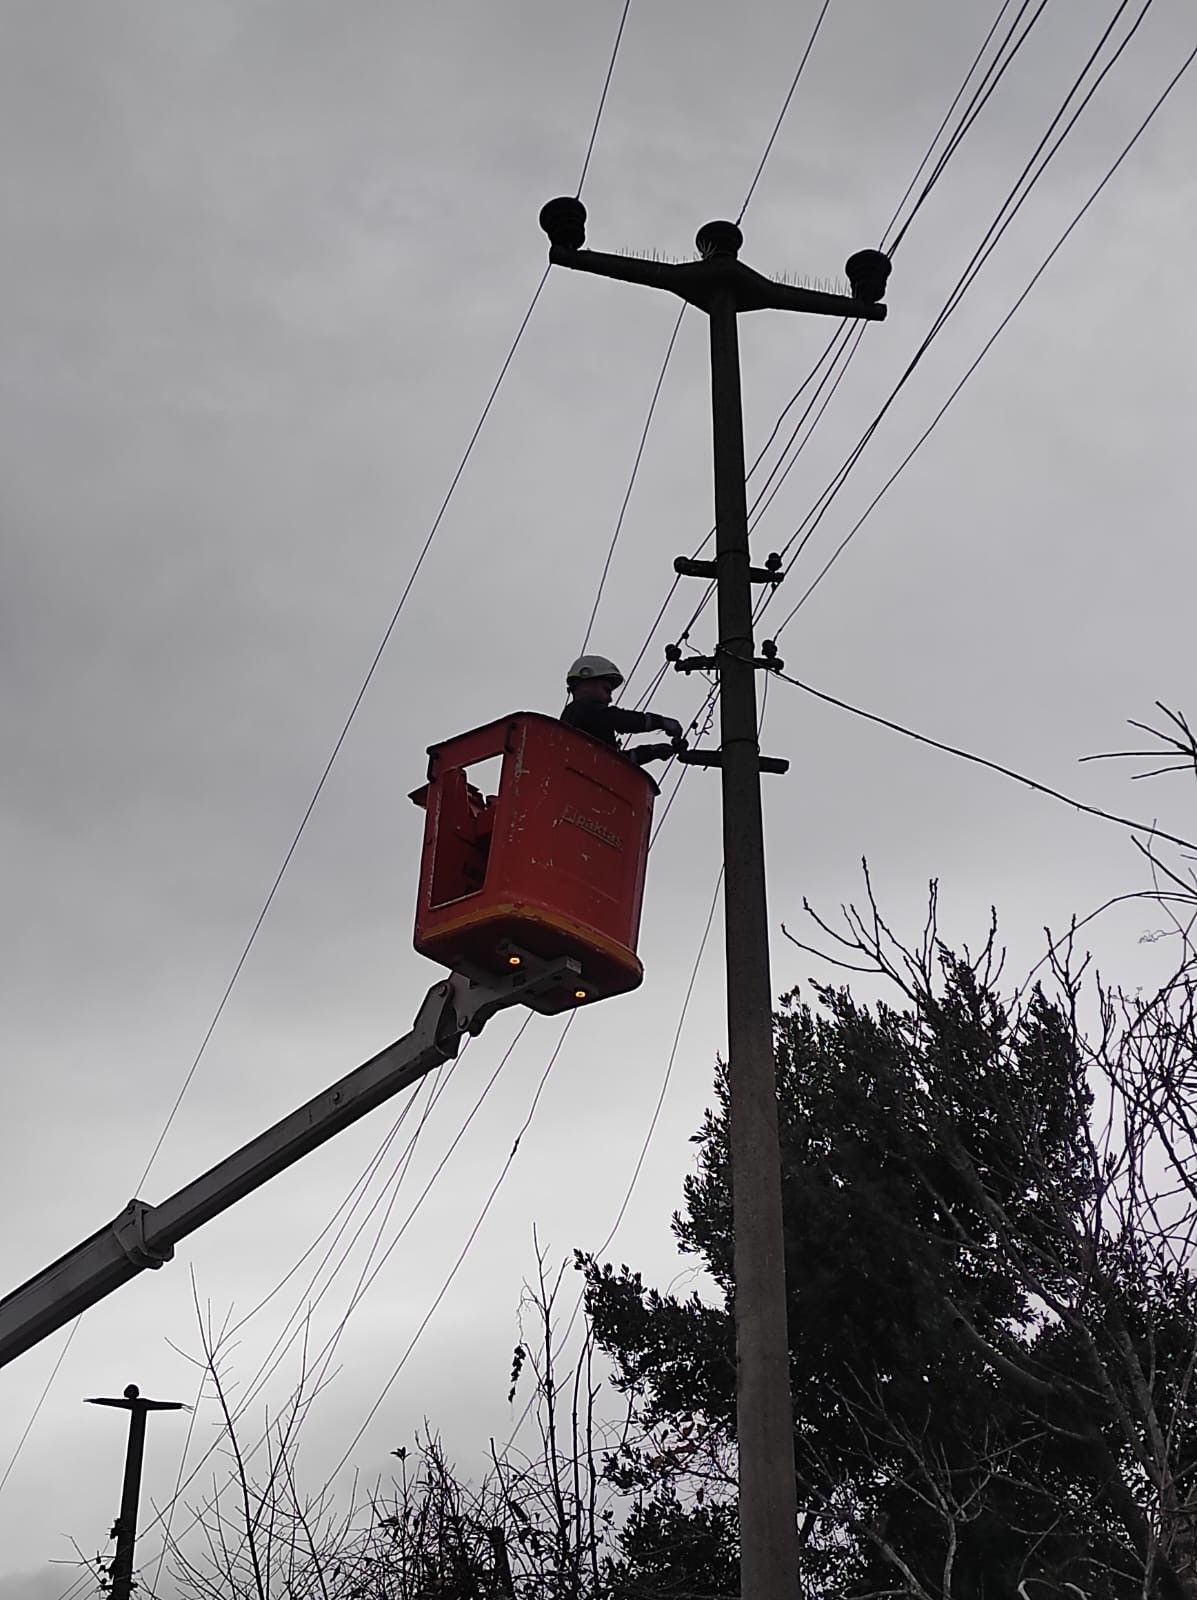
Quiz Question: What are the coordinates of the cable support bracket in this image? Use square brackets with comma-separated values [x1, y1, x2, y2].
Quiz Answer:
[673, 553, 784, 585]
[111, 1201, 174, 1272]
[667, 642, 784, 675]
[677, 749, 790, 775]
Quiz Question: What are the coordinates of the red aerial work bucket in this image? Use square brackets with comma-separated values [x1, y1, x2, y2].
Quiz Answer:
[410, 713, 656, 1013]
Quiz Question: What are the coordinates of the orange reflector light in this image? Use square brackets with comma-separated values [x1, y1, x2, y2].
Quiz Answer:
[574, 989, 588, 1001]
[507, 954, 522, 968]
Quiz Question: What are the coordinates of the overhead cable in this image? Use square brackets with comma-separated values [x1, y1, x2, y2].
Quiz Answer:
[772, 667, 1197, 856]
[770, 11, 1193, 635]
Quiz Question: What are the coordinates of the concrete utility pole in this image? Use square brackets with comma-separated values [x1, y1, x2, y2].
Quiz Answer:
[539, 198, 890, 1600]
[86, 1383, 184, 1600]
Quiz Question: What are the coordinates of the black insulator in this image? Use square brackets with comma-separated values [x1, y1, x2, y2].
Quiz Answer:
[696, 219, 743, 259]
[845, 249, 891, 305]
[539, 196, 587, 251]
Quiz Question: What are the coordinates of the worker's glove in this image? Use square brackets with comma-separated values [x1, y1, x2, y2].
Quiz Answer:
[650, 715, 684, 742]
[629, 743, 677, 767]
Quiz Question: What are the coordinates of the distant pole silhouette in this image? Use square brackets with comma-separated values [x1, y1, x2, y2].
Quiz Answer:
[539, 197, 890, 1600]
[86, 1383, 184, 1600]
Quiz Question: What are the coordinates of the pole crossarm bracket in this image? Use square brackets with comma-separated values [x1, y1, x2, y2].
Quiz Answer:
[669, 649, 784, 675]
[539, 199, 890, 321]
[677, 749, 790, 776]
[673, 555, 783, 585]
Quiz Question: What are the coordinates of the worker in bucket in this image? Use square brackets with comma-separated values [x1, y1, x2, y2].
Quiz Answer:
[561, 655, 684, 767]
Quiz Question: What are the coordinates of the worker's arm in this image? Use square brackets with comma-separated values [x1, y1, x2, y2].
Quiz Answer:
[562, 702, 683, 740]
[562, 701, 650, 743]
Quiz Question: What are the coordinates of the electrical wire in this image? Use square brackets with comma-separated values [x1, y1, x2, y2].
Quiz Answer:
[0, 1318, 81, 1495]
[879, 0, 1018, 248]
[176, 666, 723, 1537]
[497, 861, 725, 1458]
[27, 6, 643, 1565]
[14, 259, 548, 1537]
[626, 0, 1052, 695]
[313, 1015, 577, 1498]
[733, 0, 1156, 665]
[616, 323, 844, 697]
[51, 1571, 100, 1600]
[621, 322, 857, 701]
[585, 8, 847, 678]
[135, 0, 634, 1228]
[576, 0, 633, 198]
[595, 868, 723, 1253]
[746, 320, 865, 541]
[886, 0, 1049, 252]
[493, 0, 1167, 1501]
[770, 666, 1197, 857]
[724, 0, 1046, 576]
[737, 0, 834, 225]
[148, 650, 720, 1555]
[498, 678, 759, 1458]
[749, 0, 1047, 544]
[49, 1, 1127, 1568]
[138, 1015, 534, 1566]
[581, 305, 687, 651]
[134, 264, 552, 1196]
[508, 33, 1178, 1482]
[769, 12, 1194, 637]
[136, 1070, 452, 1566]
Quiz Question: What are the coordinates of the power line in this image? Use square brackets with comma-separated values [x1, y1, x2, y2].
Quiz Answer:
[137, 1072, 453, 1563]
[26, 5, 643, 1549]
[128, 0, 637, 1237]
[594, 868, 723, 1253]
[886, 0, 1048, 251]
[145, 712, 728, 1559]
[590, 9, 845, 684]
[879, 0, 1018, 247]
[0, 1317, 80, 1495]
[771, 666, 1197, 857]
[52, 1571, 100, 1600]
[617, 324, 844, 697]
[581, 306, 687, 651]
[493, 0, 1165, 1498]
[770, 13, 1194, 635]
[499, 679, 772, 1459]
[115, 18, 654, 1559]
[630, 0, 1053, 690]
[133, 265, 552, 1197]
[138, 1017, 533, 1565]
[737, 0, 834, 224]
[576, 0, 633, 197]
[500, 675, 767, 1460]
[758, 0, 1158, 619]
[747, 320, 865, 546]
[314, 1016, 577, 1498]
[497, 862, 725, 1458]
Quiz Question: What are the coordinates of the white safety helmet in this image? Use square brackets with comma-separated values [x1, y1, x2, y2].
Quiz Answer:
[566, 654, 624, 689]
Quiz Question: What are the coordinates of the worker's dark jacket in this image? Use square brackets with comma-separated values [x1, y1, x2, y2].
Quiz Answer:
[560, 700, 657, 749]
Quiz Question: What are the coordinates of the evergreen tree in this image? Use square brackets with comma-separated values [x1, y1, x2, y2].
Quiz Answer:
[584, 907, 1197, 1598]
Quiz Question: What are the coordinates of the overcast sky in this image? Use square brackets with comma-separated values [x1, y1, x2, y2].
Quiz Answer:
[3, 2, 1197, 1593]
